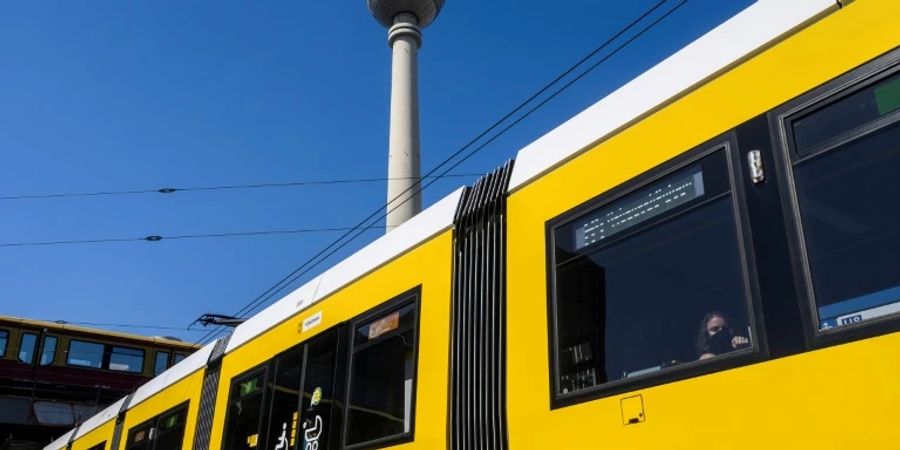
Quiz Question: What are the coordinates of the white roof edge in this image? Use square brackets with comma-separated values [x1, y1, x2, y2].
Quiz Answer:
[507, 0, 838, 192]
[127, 340, 215, 408]
[225, 187, 465, 353]
[50, 341, 216, 445]
[44, 429, 74, 450]
[73, 397, 126, 439]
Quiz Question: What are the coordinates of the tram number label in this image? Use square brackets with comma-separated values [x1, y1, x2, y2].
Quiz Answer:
[840, 314, 863, 325]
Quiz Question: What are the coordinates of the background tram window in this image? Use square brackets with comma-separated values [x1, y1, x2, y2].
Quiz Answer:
[40, 335, 57, 365]
[223, 371, 267, 450]
[154, 351, 170, 376]
[67, 340, 104, 368]
[552, 151, 752, 395]
[18, 332, 37, 364]
[109, 346, 144, 373]
[0, 330, 8, 358]
[86, 442, 106, 450]
[788, 71, 900, 330]
[346, 302, 417, 446]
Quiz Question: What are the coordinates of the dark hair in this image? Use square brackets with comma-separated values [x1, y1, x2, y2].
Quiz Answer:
[695, 311, 731, 357]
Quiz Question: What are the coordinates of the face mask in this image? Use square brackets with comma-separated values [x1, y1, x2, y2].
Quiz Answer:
[708, 327, 734, 355]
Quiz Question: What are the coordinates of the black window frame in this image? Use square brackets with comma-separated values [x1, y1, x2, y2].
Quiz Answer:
[342, 287, 421, 450]
[125, 401, 189, 450]
[221, 366, 270, 450]
[0, 329, 8, 358]
[771, 46, 900, 349]
[18, 332, 38, 364]
[545, 136, 767, 408]
[86, 441, 106, 450]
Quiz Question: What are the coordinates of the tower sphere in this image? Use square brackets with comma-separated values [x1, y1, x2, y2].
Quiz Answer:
[368, 0, 444, 28]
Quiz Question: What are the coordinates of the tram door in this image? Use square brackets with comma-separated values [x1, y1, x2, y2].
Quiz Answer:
[297, 326, 346, 450]
[260, 326, 346, 450]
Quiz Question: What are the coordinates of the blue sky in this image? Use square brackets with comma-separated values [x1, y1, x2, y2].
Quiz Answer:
[0, 0, 753, 344]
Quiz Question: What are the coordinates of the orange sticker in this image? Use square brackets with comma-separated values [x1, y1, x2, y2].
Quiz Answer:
[368, 311, 400, 340]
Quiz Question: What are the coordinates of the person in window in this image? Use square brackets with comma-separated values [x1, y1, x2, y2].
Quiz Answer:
[696, 311, 750, 360]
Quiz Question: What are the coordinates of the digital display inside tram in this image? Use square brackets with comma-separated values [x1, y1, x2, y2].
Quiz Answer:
[574, 167, 705, 251]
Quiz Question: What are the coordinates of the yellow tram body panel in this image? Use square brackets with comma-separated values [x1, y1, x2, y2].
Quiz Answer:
[506, 0, 900, 448]
[206, 229, 454, 450]
[114, 370, 205, 450]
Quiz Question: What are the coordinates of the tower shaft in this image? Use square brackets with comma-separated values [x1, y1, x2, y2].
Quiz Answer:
[385, 12, 423, 232]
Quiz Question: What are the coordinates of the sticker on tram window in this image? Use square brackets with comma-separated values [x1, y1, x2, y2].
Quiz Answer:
[874, 76, 900, 115]
[246, 433, 258, 448]
[240, 377, 261, 396]
[368, 311, 400, 340]
[311, 387, 322, 407]
[818, 285, 900, 330]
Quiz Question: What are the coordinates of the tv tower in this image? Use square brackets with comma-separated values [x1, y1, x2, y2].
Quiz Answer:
[368, 0, 445, 232]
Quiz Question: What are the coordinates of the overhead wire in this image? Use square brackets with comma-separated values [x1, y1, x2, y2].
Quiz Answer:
[0, 174, 481, 201]
[193, 0, 687, 345]
[0, 226, 386, 248]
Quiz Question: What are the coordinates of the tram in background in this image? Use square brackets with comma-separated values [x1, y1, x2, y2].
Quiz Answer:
[0, 315, 198, 450]
[45, 1, 900, 449]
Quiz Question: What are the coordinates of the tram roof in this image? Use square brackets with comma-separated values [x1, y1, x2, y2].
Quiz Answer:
[0, 314, 200, 349]
[507, 0, 839, 192]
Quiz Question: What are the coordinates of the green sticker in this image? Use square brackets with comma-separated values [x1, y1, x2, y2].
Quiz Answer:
[240, 377, 260, 396]
[874, 76, 900, 116]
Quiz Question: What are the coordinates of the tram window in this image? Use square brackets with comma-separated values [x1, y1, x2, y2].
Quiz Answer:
[0, 330, 7, 358]
[109, 346, 144, 373]
[153, 407, 187, 450]
[18, 333, 37, 364]
[550, 150, 753, 396]
[40, 335, 58, 365]
[223, 370, 267, 450]
[173, 353, 188, 364]
[126, 403, 188, 450]
[792, 72, 900, 154]
[126, 422, 153, 450]
[346, 301, 417, 447]
[265, 347, 303, 450]
[787, 71, 900, 331]
[67, 340, 104, 368]
[154, 351, 170, 376]
[86, 442, 106, 450]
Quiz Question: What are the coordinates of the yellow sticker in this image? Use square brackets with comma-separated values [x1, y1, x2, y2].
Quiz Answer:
[247, 434, 258, 448]
[311, 387, 323, 406]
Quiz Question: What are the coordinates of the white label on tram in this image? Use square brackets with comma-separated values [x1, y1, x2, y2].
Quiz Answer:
[302, 312, 323, 332]
[835, 301, 900, 326]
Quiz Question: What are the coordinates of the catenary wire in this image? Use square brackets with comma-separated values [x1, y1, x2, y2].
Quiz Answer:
[0, 226, 386, 248]
[58, 321, 208, 333]
[193, 0, 685, 345]
[0, 174, 481, 201]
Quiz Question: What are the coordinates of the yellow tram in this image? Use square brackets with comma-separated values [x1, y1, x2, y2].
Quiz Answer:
[44, 1, 900, 449]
